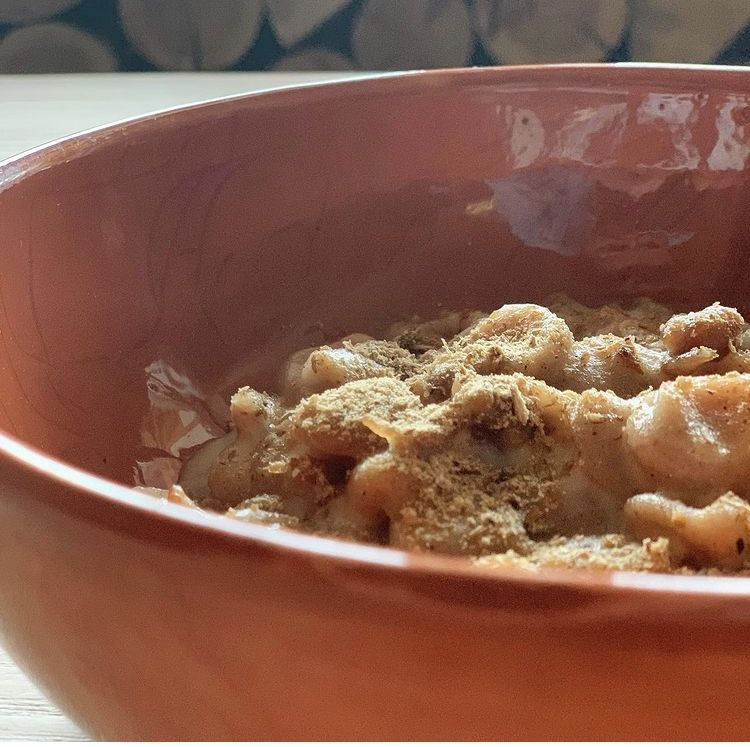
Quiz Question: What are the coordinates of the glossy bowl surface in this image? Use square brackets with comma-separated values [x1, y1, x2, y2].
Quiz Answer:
[2, 65, 750, 739]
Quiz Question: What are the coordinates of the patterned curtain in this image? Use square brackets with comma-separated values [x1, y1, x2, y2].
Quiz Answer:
[0, 0, 748, 73]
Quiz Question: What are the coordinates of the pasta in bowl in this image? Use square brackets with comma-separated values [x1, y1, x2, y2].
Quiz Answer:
[150, 294, 750, 575]
[4, 65, 750, 740]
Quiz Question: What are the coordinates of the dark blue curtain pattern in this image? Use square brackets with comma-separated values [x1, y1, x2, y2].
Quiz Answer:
[0, 0, 748, 73]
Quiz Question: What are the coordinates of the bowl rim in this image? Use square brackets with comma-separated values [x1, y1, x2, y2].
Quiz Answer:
[4, 62, 750, 602]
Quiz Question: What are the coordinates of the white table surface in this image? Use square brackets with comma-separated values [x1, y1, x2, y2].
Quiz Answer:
[0, 70, 361, 741]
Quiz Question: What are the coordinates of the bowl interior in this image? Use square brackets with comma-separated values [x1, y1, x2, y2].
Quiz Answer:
[1, 66, 749, 485]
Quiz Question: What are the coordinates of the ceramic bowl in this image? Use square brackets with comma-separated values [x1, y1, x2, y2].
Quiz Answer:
[1, 65, 750, 740]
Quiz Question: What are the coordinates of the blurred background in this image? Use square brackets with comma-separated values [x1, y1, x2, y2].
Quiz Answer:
[0, 0, 749, 74]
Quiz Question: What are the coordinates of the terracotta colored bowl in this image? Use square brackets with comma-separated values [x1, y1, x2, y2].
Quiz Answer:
[2, 65, 750, 740]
